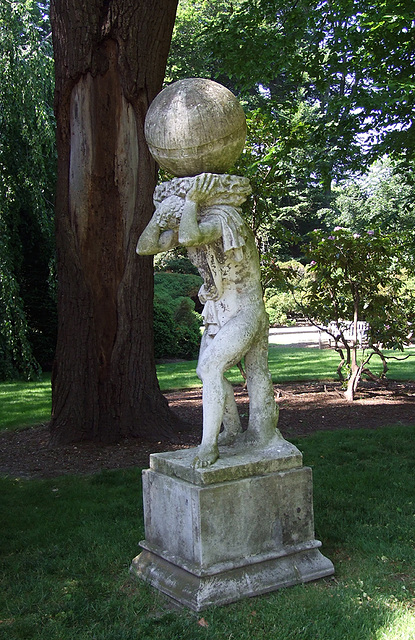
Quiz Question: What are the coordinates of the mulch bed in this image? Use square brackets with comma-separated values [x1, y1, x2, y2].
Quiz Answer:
[1, 381, 414, 479]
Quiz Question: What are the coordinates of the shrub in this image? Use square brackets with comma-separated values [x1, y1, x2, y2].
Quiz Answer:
[153, 272, 203, 360]
[302, 227, 414, 400]
[264, 291, 296, 326]
[263, 260, 307, 326]
[173, 298, 202, 359]
[153, 271, 202, 300]
[154, 247, 199, 275]
[153, 300, 178, 359]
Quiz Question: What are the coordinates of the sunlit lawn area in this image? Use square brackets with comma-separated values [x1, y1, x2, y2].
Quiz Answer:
[156, 346, 415, 390]
[1, 347, 414, 432]
[0, 376, 52, 432]
[1, 424, 414, 639]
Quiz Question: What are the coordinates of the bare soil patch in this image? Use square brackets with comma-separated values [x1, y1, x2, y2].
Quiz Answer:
[0, 381, 414, 479]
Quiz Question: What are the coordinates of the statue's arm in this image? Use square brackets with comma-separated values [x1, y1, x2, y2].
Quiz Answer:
[136, 216, 178, 255]
[178, 200, 221, 247]
[178, 173, 225, 247]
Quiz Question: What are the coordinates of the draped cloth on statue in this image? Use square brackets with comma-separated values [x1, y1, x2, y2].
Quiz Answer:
[188, 205, 247, 336]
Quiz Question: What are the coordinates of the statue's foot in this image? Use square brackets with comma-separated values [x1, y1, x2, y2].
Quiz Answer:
[218, 427, 242, 446]
[191, 445, 219, 469]
[239, 428, 285, 448]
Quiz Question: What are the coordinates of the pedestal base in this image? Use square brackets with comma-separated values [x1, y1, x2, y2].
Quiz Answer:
[132, 544, 334, 611]
[131, 442, 334, 611]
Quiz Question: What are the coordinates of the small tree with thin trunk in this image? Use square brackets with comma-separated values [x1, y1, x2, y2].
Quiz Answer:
[50, 0, 181, 443]
[301, 227, 414, 401]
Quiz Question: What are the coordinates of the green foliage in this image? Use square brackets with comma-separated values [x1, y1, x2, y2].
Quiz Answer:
[236, 109, 327, 256]
[167, 1, 415, 259]
[264, 292, 294, 327]
[0, 216, 40, 380]
[320, 159, 415, 238]
[1, 425, 414, 639]
[152, 302, 177, 361]
[301, 228, 414, 396]
[154, 271, 202, 300]
[154, 247, 199, 275]
[263, 260, 307, 326]
[304, 228, 413, 347]
[359, 0, 415, 158]
[153, 272, 203, 359]
[173, 297, 203, 359]
[0, 0, 56, 378]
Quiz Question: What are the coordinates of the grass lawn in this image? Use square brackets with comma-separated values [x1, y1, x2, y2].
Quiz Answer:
[0, 376, 52, 432]
[1, 424, 414, 639]
[1, 347, 414, 432]
[156, 346, 415, 391]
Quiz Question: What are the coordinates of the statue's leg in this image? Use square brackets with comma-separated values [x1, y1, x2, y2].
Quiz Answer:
[193, 363, 226, 468]
[218, 377, 242, 445]
[244, 319, 283, 445]
[192, 312, 258, 468]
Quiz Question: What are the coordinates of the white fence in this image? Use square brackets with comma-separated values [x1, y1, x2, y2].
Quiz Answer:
[325, 321, 369, 347]
[268, 321, 370, 348]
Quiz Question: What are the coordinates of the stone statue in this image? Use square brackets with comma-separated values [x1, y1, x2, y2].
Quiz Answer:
[137, 172, 284, 468]
[132, 80, 334, 609]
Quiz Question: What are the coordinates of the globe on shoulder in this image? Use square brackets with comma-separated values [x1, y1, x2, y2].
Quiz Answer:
[144, 78, 247, 177]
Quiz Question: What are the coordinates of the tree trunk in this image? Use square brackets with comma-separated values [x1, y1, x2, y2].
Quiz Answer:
[344, 355, 360, 402]
[344, 293, 360, 402]
[50, 0, 181, 443]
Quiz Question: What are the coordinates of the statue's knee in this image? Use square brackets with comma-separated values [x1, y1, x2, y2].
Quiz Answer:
[195, 362, 203, 380]
[196, 362, 208, 381]
[196, 359, 220, 382]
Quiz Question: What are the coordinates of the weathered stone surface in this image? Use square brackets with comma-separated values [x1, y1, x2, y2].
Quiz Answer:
[140, 467, 314, 570]
[149, 439, 302, 486]
[132, 546, 334, 612]
[137, 171, 283, 469]
[144, 78, 247, 177]
[131, 79, 334, 610]
[131, 453, 334, 610]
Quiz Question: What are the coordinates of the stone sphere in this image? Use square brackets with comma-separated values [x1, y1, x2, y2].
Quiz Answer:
[145, 78, 247, 177]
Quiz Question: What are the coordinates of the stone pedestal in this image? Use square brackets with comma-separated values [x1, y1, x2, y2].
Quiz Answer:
[130, 441, 334, 611]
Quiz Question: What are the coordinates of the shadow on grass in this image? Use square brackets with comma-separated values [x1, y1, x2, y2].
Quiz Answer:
[1, 347, 413, 432]
[1, 425, 414, 639]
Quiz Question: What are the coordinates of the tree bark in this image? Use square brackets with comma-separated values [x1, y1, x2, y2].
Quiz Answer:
[50, 0, 181, 443]
[344, 292, 360, 402]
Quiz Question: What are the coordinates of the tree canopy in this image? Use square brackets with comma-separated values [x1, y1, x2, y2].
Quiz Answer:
[168, 0, 415, 160]
[167, 0, 415, 252]
[0, 0, 56, 379]
[2, 0, 414, 390]
[302, 227, 414, 400]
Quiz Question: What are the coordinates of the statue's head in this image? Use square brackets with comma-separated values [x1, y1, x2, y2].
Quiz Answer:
[145, 78, 247, 177]
[155, 195, 184, 230]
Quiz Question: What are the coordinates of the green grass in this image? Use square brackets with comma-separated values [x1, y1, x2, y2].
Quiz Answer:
[1, 424, 414, 639]
[1, 347, 414, 432]
[155, 347, 343, 391]
[156, 346, 415, 390]
[0, 375, 52, 432]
